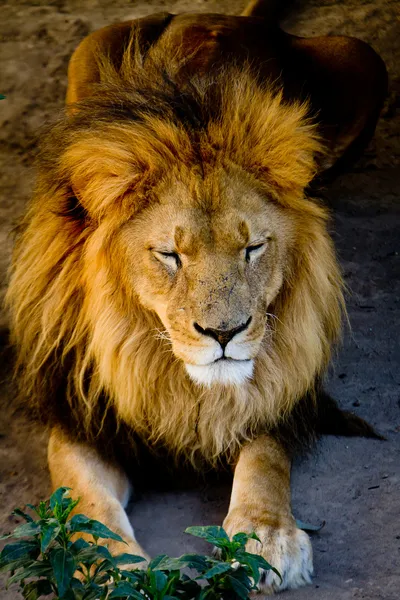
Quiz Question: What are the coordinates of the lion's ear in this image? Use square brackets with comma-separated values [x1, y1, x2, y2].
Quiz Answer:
[62, 131, 143, 219]
[66, 13, 173, 106]
[287, 34, 388, 173]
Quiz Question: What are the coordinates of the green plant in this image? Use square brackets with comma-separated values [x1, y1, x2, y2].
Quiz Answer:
[0, 488, 280, 600]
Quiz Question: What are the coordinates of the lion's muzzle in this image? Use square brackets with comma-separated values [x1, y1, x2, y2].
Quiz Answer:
[181, 316, 260, 387]
[193, 316, 252, 349]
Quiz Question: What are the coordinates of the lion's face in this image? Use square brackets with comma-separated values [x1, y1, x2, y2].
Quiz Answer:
[114, 168, 294, 386]
[7, 57, 345, 462]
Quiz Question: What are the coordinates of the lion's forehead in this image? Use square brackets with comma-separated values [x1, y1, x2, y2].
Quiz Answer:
[142, 206, 263, 256]
[140, 179, 286, 253]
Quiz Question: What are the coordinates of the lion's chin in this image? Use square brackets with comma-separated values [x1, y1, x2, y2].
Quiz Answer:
[185, 359, 254, 387]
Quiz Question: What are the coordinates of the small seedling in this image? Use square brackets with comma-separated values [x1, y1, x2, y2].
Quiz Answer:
[0, 488, 280, 599]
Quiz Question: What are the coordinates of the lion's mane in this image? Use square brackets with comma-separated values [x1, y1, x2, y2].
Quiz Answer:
[6, 45, 344, 467]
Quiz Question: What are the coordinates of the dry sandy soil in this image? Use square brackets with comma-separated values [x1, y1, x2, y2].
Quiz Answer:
[0, 1, 399, 599]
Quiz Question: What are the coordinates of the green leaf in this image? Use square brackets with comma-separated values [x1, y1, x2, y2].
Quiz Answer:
[69, 538, 90, 554]
[0, 540, 39, 566]
[242, 552, 273, 571]
[49, 487, 71, 511]
[241, 555, 261, 586]
[95, 559, 116, 576]
[7, 561, 53, 585]
[153, 556, 192, 571]
[21, 579, 53, 600]
[0, 94, 6, 100]
[203, 562, 232, 579]
[227, 574, 251, 599]
[1, 521, 42, 540]
[185, 526, 230, 546]
[178, 576, 202, 597]
[119, 568, 143, 583]
[296, 519, 325, 532]
[197, 588, 216, 600]
[154, 554, 208, 572]
[94, 572, 112, 584]
[247, 532, 261, 543]
[75, 543, 114, 565]
[113, 552, 146, 565]
[0, 557, 34, 574]
[76, 581, 103, 600]
[231, 533, 249, 546]
[148, 554, 168, 570]
[36, 502, 50, 520]
[185, 525, 229, 541]
[147, 568, 170, 595]
[153, 569, 168, 591]
[270, 565, 283, 581]
[50, 547, 76, 598]
[61, 498, 81, 522]
[109, 582, 143, 599]
[70, 576, 86, 589]
[68, 514, 125, 542]
[40, 521, 61, 552]
[243, 551, 282, 581]
[12, 508, 34, 523]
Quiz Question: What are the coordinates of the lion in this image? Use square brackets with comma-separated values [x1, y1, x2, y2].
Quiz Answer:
[6, 0, 387, 594]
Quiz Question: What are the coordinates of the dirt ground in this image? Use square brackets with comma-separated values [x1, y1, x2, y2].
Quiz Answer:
[0, 1, 399, 598]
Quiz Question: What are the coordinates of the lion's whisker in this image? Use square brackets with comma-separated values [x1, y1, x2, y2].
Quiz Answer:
[152, 327, 172, 344]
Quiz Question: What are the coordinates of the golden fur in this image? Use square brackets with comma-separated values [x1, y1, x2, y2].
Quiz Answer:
[6, 45, 344, 467]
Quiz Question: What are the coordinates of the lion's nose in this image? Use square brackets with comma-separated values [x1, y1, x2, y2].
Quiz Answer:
[193, 317, 252, 349]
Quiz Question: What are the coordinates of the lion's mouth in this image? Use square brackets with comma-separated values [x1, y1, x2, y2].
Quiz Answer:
[185, 357, 254, 387]
[214, 357, 253, 364]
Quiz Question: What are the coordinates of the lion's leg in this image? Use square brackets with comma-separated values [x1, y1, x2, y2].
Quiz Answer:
[223, 434, 313, 594]
[48, 427, 148, 560]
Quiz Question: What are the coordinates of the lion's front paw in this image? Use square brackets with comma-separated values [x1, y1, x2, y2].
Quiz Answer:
[250, 525, 313, 594]
[223, 512, 313, 595]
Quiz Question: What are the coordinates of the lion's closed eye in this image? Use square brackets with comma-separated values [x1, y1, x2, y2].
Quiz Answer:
[153, 250, 181, 272]
[245, 242, 267, 262]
